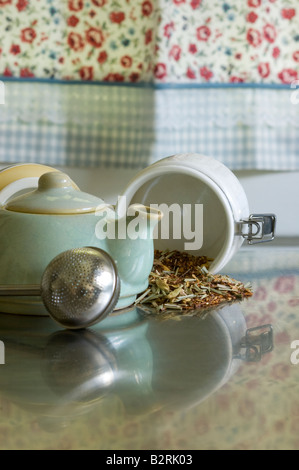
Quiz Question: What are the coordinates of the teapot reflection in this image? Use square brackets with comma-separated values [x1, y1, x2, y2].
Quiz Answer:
[0, 307, 153, 429]
[0, 304, 273, 430]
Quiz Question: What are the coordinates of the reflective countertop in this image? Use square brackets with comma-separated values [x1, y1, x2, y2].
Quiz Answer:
[0, 246, 298, 450]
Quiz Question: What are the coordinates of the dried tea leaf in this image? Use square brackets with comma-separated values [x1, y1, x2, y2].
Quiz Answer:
[135, 249, 253, 315]
[167, 286, 183, 299]
[156, 278, 169, 292]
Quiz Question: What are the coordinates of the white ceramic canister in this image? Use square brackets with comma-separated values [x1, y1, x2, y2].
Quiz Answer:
[119, 153, 276, 273]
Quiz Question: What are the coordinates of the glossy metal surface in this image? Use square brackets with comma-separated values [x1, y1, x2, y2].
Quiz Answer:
[0, 246, 298, 450]
[0, 247, 120, 329]
[41, 247, 120, 329]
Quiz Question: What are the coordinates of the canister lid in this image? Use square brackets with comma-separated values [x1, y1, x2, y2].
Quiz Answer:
[5, 172, 107, 215]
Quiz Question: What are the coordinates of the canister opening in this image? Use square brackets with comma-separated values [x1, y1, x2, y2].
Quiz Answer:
[124, 170, 235, 273]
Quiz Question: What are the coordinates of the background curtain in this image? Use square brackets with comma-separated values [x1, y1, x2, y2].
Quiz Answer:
[0, 0, 298, 169]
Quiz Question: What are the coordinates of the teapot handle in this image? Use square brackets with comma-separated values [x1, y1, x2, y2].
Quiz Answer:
[0, 164, 77, 206]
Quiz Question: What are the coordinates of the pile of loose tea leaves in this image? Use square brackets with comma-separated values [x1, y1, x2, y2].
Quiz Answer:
[135, 249, 253, 315]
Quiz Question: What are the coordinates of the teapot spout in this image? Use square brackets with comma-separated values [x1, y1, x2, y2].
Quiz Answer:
[127, 203, 163, 239]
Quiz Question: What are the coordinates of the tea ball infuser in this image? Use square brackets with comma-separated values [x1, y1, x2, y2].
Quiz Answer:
[0, 247, 120, 330]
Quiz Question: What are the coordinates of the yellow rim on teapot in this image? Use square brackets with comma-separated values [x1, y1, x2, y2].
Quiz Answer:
[0, 164, 79, 206]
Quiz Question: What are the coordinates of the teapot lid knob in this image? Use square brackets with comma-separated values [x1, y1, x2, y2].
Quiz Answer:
[38, 172, 76, 191]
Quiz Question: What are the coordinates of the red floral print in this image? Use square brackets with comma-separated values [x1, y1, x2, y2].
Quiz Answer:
[263, 24, 277, 43]
[164, 22, 175, 39]
[293, 51, 299, 62]
[194, 417, 210, 435]
[120, 55, 133, 68]
[270, 363, 290, 381]
[246, 11, 258, 23]
[67, 32, 85, 51]
[20, 27, 37, 43]
[238, 399, 256, 419]
[253, 286, 267, 301]
[267, 301, 276, 313]
[246, 28, 262, 47]
[141, 1, 153, 16]
[189, 44, 197, 54]
[16, 0, 28, 11]
[67, 15, 80, 27]
[272, 46, 280, 58]
[275, 331, 290, 345]
[129, 72, 140, 82]
[20, 67, 34, 77]
[109, 11, 125, 23]
[278, 69, 299, 83]
[85, 27, 104, 48]
[79, 66, 93, 81]
[0, 0, 298, 85]
[258, 62, 270, 78]
[154, 63, 167, 80]
[186, 67, 196, 79]
[247, 0, 261, 7]
[278, 68, 298, 83]
[191, 0, 202, 9]
[281, 8, 296, 20]
[274, 275, 295, 293]
[10, 44, 21, 55]
[169, 45, 181, 61]
[68, 0, 83, 12]
[145, 29, 153, 45]
[230, 76, 245, 83]
[3, 67, 12, 76]
[200, 66, 213, 81]
[97, 50, 107, 64]
[91, 0, 107, 6]
[103, 73, 124, 82]
[196, 25, 211, 41]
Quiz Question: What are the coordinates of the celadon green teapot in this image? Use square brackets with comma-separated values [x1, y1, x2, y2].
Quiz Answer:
[0, 166, 162, 316]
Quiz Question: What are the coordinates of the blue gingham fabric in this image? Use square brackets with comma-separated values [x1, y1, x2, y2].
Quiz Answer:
[0, 80, 298, 170]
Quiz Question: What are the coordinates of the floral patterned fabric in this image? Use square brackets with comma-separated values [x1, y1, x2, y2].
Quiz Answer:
[0, 0, 298, 84]
[156, 0, 299, 84]
[0, 0, 158, 82]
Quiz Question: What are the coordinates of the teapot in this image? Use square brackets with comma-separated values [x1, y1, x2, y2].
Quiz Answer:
[0, 169, 162, 316]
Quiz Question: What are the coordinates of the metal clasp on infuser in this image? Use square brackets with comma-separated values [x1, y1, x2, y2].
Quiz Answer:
[239, 214, 276, 244]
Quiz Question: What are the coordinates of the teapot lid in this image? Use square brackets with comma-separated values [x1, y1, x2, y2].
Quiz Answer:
[4, 172, 107, 215]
